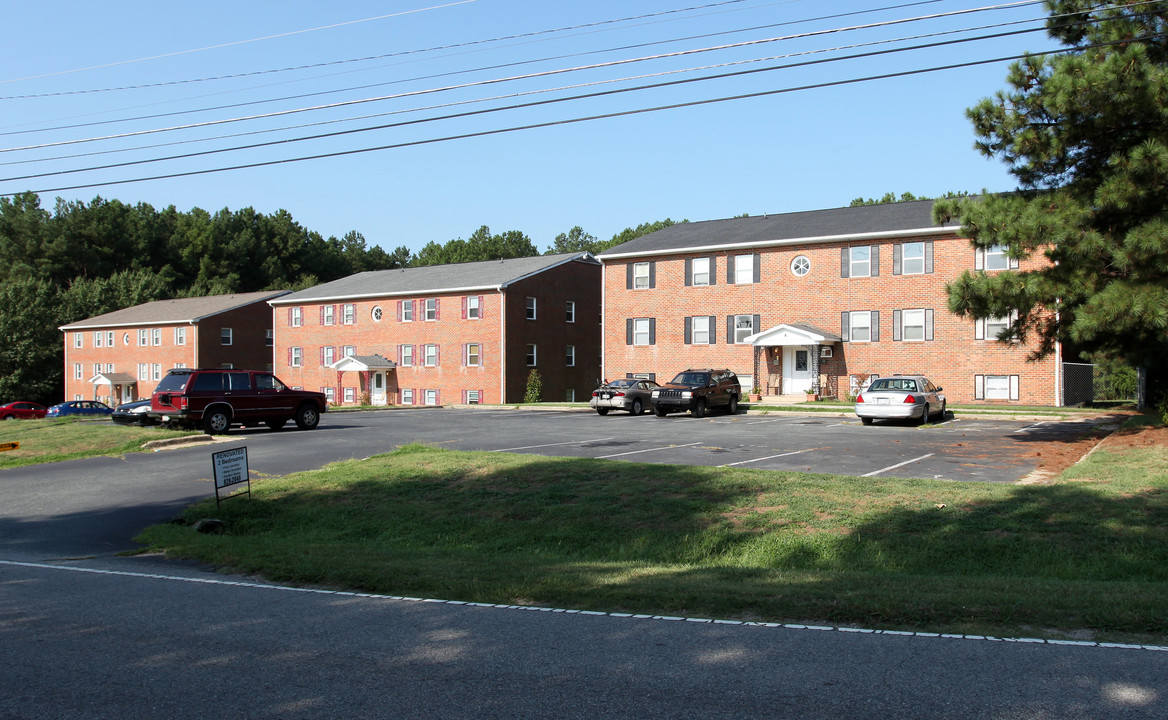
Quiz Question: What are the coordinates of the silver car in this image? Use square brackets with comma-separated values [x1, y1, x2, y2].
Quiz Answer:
[590, 378, 659, 416]
[855, 375, 946, 425]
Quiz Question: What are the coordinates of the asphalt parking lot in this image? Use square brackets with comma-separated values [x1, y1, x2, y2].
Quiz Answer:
[339, 407, 1109, 483]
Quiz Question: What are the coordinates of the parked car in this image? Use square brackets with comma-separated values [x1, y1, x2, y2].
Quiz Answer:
[590, 378, 659, 416]
[46, 400, 113, 418]
[0, 401, 48, 420]
[854, 375, 946, 425]
[149, 368, 327, 435]
[651, 369, 741, 418]
[111, 399, 158, 426]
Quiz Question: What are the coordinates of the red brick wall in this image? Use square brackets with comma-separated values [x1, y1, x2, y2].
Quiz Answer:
[601, 234, 1060, 405]
[62, 325, 198, 404]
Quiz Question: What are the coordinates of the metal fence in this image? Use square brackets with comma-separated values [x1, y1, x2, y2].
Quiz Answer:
[1062, 362, 1139, 406]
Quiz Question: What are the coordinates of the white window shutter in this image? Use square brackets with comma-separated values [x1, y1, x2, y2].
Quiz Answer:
[1010, 375, 1020, 401]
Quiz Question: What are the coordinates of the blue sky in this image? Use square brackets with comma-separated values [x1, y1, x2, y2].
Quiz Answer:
[0, 1, 1060, 253]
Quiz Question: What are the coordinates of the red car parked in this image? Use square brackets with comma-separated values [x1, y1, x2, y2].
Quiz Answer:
[0, 401, 48, 420]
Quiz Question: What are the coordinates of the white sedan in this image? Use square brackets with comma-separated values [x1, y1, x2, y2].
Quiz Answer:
[855, 375, 946, 425]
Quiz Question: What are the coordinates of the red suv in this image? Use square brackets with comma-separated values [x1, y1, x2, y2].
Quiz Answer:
[150, 369, 327, 435]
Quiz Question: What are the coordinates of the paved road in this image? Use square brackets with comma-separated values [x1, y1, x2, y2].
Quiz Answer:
[5, 408, 1163, 719]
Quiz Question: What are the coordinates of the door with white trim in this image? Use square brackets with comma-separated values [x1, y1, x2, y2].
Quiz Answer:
[782, 346, 813, 394]
[371, 372, 387, 406]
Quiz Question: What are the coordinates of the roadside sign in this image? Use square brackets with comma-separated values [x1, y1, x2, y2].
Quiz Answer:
[0, 441, 18, 452]
[212, 446, 250, 506]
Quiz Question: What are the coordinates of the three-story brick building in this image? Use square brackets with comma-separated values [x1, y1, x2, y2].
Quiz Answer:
[597, 200, 1064, 405]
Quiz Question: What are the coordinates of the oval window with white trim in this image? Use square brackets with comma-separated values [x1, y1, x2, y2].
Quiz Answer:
[371, 306, 383, 322]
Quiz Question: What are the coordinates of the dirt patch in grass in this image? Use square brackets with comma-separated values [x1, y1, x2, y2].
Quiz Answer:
[1017, 416, 1161, 484]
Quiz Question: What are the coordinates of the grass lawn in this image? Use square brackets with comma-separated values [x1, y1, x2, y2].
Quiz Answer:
[0, 418, 197, 468]
[137, 416, 1168, 641]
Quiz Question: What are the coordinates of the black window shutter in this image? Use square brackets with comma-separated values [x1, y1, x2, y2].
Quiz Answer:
[648, 318, 656, 345]
[709, 257, 717, 286]
[626, 318, 633, 345]
[871, 245, 880, 276]
[752, 314, 760, 335]
[925, 241, 934, 274]
[626, 264, 633, 290]
[840, 247, 849, 278]
[684, 317, 692, 344]
[708, 315, 717, 343]
[841, 312, 850, 341]
[892, 310, 902, 341]
[649, 262, 656, 289]
[871, 311, 880, 342]
[893, 244, 902, 275]
[753, 254, 761, 284]
[726, 255, 736, 284]
[684, 259, 692, 286]
[726, 315, 734, 344]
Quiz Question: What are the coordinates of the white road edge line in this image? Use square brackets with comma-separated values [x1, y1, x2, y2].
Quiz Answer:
[596, 441, 703, 459]
[490, 438, 615, 452]
[861, 453, 935, 477]
[720, 449, 810, 468]
[3, 560, 1163, 653]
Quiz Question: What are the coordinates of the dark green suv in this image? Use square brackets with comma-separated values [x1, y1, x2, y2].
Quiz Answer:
[650, 369, 741, 418]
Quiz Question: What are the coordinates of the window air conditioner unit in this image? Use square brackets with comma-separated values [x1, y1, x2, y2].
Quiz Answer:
[820, 346, 833, 358]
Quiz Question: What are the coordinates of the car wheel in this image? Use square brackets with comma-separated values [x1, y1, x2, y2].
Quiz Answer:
[596, 408, 609, 416]
[861, 417, 873, 426]
[265, 419, 286, 431]
[919, 404, 930, 426]
[631, 399, 643, 415]
[693, 399, 707, 418]
[655, 406, 668, 417]
[940, 400, 947, 420]
[727, 396, 739, 415]
[1, 414, 12, 420]
[203, 409, 231, 435]
[294, 403, 320, 430]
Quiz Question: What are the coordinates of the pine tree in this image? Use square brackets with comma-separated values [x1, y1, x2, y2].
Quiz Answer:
[935, 1, 1168, 400]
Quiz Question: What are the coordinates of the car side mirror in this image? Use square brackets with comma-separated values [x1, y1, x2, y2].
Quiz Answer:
[935, 386, 943, 392]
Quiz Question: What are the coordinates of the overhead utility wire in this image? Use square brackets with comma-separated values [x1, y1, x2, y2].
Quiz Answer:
[0, 20, 1059, 180]
[0, 0, 760, 98]
[0, 1, 481, 85]
[13, 38, 1153, 197]
[0, 1, 1051, 152]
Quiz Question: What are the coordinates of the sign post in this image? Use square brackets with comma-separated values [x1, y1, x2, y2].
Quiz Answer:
[212, 446, 250, 507]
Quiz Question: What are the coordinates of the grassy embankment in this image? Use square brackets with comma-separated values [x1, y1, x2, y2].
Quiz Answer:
[0, 418, 196, 469]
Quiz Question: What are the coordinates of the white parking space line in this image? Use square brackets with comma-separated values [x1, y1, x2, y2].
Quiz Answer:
[491, 438, 615, 452]
[1014, 422, 1046, 433]
[861, 453, 935, 477]
[596, 442, 703, 459]
[720, 449, 811, 468]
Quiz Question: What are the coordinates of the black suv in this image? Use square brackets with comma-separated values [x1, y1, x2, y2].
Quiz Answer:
[150, 368, 327, 435]
[650, 369, 741, 418]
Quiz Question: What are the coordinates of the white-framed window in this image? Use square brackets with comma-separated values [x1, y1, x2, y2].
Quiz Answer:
[690, 316, 711, 345]
[265, 329, 273, 347]
[93, 362, 101, 376]
[466, 390, 481, 404]
[323, 387, 335, 403]
[138, 363, 148, 381]
[74, 363, 83, 380]
[631, 318, 651, 346]
[174, 363, 187, 370]
[344, 387, 356, 404]
[565, 389, 576, 402]
[902, 242, 925, 274]
[565, 301, 575, 323]
[342, 345, 356, 358]
[151, 328, 161, 346]
[849, 246, 871, 278]
[73, 333, 83, 349]
[977, 312, 1018, 341]
[401, 388, 414, 405]
[424, 298, 438, 321]
[105, 331, 114, 347]
[466, 343, 481, 367]
[526, 344, 538, 366]
[291, 307, 303, 327]
[424, 344, 439, 367]
[633, 262, 651, 290]
[323, 304, 335, 325]
[290, 347, 302, 367]
[901, 309, 926, 342]
[322, 346, 335, 366]
[566, 345, 576, 367]
[734, 254, 755, 285]
[691, 257, 711, 286]
[790, 255, 811, 277]
[220, 328, 232, 345]
[465, 296, 480, 320]
[371, 305, 383, 322]
[525, 297, 537, 320]
[152, 364, 161, 381]
[400, 299, 414, 322]
[976, 374, 1020, 401]
[174, 327, 186, 346]
[733, 314, 756, 344]
[136, 329, 147, 346]
[104, 363, 114, 373]
[984, 245, 1010, 271]
[343, 303, 356, 325]
[94, 331, 104, 348]
[845, 311, 875, 343]
[424, 389, 438, 406]
[400, 344, 413, 367]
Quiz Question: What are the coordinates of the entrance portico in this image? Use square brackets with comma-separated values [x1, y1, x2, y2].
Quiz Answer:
[88, 372, 138, 405]
[329, 354, 397, 406]
[742, 323, 842, 398]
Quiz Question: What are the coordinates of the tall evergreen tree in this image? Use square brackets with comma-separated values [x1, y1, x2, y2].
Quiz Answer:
[934, 1, 1168, 399]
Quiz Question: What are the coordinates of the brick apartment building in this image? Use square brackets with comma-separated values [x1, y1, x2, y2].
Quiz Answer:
[59, 291, 289, 405]
[597, 200, 1067, 405]
[269, 252, 602, 406]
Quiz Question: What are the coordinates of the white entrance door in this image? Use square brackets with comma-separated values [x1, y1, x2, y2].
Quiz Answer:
[371, 372, 387, 406]
[782, 346, 813, 394]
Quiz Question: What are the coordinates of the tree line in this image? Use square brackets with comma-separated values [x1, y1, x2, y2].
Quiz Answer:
[0, 190, 675, 404]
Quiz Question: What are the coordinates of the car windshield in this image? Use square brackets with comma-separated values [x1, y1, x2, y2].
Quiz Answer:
[671, 372, 711, 386]
[870, 378, 918, 392]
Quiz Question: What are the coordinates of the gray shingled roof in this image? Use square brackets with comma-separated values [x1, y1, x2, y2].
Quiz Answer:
[60, 290, 290, 330]
[598, 200, 960, 258]
[271, 252, 598, 304]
